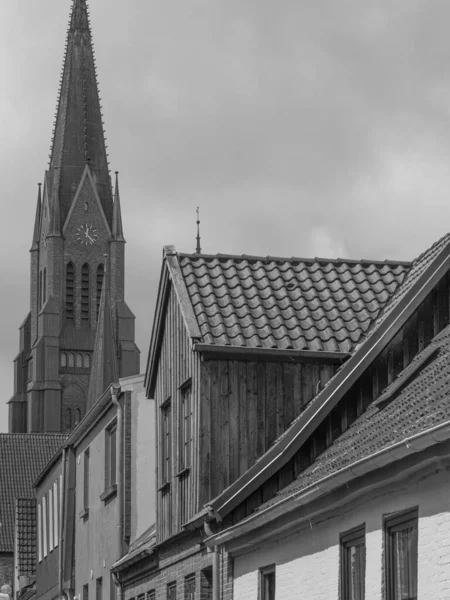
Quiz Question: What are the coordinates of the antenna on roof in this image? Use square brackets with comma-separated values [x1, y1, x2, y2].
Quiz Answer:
[195, 206, 201, 254]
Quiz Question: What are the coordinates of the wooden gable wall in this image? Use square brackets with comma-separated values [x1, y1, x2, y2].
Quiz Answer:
[198, 358, 338, 506]
[222, 271, 450, 527]
[153, 284, 201, 541]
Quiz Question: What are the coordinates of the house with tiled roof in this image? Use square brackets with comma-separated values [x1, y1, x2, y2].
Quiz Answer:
[199, 231, 450, 600]
[137, 245, 411, 599]
[0, 434, 66, 594]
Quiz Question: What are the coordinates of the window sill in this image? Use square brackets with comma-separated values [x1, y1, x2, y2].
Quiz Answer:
[100, 484, 117, 504]
[79, 508, 89, 520]
[158, 481, 171, 493]
[175, 467, 190, 478]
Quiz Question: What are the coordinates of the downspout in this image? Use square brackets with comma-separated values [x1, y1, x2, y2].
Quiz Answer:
[59, 447, 67, 600]
[111, 384, 123, 600]
[204, 520, 220, 600]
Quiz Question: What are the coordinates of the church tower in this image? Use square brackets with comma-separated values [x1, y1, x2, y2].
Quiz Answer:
[8, 0, 140, 433]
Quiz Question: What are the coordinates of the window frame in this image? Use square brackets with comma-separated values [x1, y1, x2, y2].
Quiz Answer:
[385, 508, 418, 600]
[259, 564, 276, 600]
[80, 448, 90, 519]
[184, 574, 195, 600]
[160, 398, 172, 486]
[179, 379, 192, 472]
[340, 524, 366, 600]
[166, 582, 177, 600]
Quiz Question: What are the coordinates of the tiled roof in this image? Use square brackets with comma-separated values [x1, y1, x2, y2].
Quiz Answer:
[16, 498, 36, 576]
[0, 434, 67, 552]
[179, 254, 411, 353]
[356, 232, 450, 349]
[259, 325, 450, 510]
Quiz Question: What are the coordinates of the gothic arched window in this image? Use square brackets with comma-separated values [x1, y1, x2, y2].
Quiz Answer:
[39, 270, 43, 310]
[81, 263, 90, 321]
[74, 408, 81, 426]
[76, 353, 83, 368]
[43, 267, 47, 305]
[66, 262, 75, 320]
[96, 264, 104, 317]
[65, 408, 72, 431]
[84, 354, 90, 369]
[60, 353, 67, 368]
[68, 353, 75, 368]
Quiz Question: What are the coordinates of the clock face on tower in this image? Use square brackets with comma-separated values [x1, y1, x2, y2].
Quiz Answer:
[76, 223, 98, 245]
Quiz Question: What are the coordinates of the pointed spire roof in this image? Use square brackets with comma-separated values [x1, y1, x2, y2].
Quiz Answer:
[112, 171, 125, 241]
[49, 0, 112, 228]
[87, 262, 119, 410]
[31, 183, 42, 250]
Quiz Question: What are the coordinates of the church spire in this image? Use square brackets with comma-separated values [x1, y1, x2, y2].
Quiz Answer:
[112, 171, 125, 241]
[31, 183, 42, 250]
[87, 260, 119, 410]
[49, 0, 112, 228]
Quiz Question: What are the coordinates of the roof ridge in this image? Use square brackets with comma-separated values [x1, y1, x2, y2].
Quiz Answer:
[178, 251, 412, 266]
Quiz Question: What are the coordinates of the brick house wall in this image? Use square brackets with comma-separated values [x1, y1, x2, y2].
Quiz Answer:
[231, 462, 450, 600]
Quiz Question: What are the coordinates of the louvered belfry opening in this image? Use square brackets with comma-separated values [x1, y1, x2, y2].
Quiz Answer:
[96, 264, 104, 317]
[81, 263, 90, 320]
[66, 262, 75, 319]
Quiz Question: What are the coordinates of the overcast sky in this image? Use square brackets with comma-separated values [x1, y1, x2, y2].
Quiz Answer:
[1, 0, 450, 430]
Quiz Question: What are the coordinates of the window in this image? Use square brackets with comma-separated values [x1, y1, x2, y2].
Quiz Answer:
[161, 400, 172, 484]
[96, 264, 104, 317]
[42, 494, 48, 557]
[68, 353, 75, 368]
[83, 584, 89, 600]
[39, 270, 43, 310]
[180, 382, 192, 470]
[167, 582, 177, 600]
[66, 262, 75, 319]
[385, 509, 418, 600]
[43, 268, 47, 304]
[259, 565, 275, 600]
[84, 354, 90, 369]
[53, 479, 59, 548]
[76, 353, 83, 368]
[65, 408, 72, 431]
[48, 487, 54, 552]
[75, 408, 81, 425]
[341, 525, 366, 600]
[185, 575, 195, 600]
[60, 352, 67, 368]
[83, 448, 90, 512]
[37, 501, 43, 562]
[81, 263, 90, 320]
[146, 591, 155, 600]
[110, 574, 117, 600]
[105, 422, 117, 490]
[96, 578, 103, 600]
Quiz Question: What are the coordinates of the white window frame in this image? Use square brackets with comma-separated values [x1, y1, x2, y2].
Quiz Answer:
[42, 494, 48, 557]
[48, 487, 54, 552]
[53, 480, 59, 548]
[37, 501, 43, 562]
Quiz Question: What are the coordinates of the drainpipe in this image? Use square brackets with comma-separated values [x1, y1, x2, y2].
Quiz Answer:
[111, 384, 123, 600]
[204, 520, 220, 600]
[59, 447, 67, 600]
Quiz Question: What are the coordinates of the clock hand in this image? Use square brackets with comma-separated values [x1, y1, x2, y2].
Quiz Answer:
[86, 234, 94, 243]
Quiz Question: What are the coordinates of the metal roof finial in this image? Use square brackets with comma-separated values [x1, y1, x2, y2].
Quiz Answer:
[195, 206, 201, 254]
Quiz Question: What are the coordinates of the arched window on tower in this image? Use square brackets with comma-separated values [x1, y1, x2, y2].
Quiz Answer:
[65, 408, 72, 431]
[76, 353, 82, 368]
[96, 264, 104, 317]
[43, 267, 47, 305]
[68, 353, 75, 368]
[39, 270, 43, 310]
[75, 408, 81, 425]
[60, 353, 67, 368]
[83, 354, 90, 369]
[66, 262, 75, 320]
[81, 263, 90, 321]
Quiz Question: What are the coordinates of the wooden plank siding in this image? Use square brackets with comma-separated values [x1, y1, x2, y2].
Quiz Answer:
[198, 359, 338, 505]
[222, 272, 450, 526]
[153, 285, 200, 542]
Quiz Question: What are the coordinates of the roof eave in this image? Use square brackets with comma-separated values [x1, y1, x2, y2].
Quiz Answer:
[206, 243, 450, 519]
[193, 343, 350, 363]
[205, 419, 450, 549]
